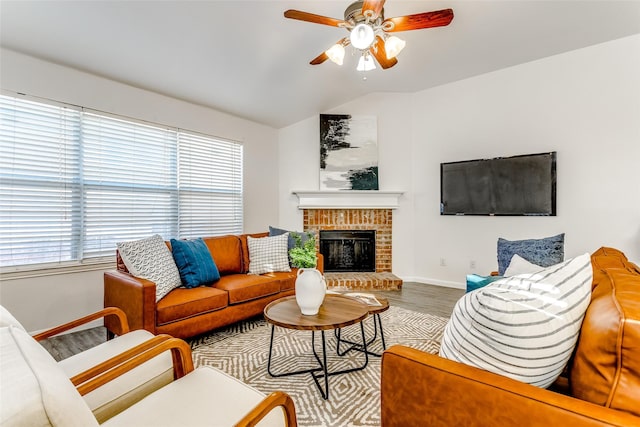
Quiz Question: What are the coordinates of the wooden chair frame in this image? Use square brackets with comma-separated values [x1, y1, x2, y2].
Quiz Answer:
[31, 307, 297, 426]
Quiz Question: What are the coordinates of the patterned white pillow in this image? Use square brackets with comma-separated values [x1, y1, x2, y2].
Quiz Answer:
[247, 234, 291, 275]
[504, 254, 544, 277]
[117, 234, 182, 302]
[439, 253, 592, 388]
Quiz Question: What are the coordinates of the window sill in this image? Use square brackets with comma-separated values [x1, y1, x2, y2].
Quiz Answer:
[1, 259, 115, 281]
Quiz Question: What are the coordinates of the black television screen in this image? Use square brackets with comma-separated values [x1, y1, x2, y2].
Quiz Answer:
[440, 152, 556, 216]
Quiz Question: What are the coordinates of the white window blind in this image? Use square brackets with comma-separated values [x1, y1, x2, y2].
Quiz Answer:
[82, 113, 178, 258]
[0, 94, 243, 270]
[0, 96, 81, 266]
[178, 132, 243, 238]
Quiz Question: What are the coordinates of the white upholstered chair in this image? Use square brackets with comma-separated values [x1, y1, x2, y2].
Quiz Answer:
[1, 324, 297, 426]
[1, 304, 174, 422]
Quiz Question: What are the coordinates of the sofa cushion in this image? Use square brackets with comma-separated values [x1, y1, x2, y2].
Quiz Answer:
[465, 274, 502, 293]
[570, 249, 640, 416]
[117, 234, 182, 302]
[170, 238, 220, 288]
[0, 304, 25, 329]
[156, 287, 229, 325]
[215, 274, 281, 304]
[239, 232, 269, 273]
[102, 366, 284, 427]
[440, 253, 592, 388]
[269, 225, 310, 252]
[1, 326, 98, 427]
[58, 329, 174, 423]
[497, 233, 564, 276]
[261, 270, 299, 292]
[504, 254, 544, 277]
[247, 234, 291, 275]
[201, 235, 243, 275]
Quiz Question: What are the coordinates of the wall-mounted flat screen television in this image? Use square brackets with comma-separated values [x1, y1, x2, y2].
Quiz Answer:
[440, 152, 557, 216]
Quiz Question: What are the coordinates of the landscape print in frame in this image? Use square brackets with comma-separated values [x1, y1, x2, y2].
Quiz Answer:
[319, 114, 379, 190]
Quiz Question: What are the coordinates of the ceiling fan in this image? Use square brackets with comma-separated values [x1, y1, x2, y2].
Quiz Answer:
[284, 0, 454, 71]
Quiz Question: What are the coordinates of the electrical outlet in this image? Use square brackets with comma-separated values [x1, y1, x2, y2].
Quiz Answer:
[440, 258, 446, 267]
[470, 260, 476, 269]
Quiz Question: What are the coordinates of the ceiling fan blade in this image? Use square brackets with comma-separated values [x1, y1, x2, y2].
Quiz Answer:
[370, 36, 398, 70]
[284, 10, 345, 27]
[383, 8, 454, 32]
[310, 52, 329, 65]
[362, 0, 386, 20]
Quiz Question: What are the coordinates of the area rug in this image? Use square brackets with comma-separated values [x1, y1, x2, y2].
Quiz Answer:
[189, 306, 448, 427]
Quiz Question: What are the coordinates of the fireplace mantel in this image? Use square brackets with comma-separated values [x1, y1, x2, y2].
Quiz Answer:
[292, 190, 404, 209]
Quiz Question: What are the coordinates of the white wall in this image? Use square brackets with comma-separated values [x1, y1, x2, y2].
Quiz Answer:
[0, 49, 280, 332]
[278, 35, 640, 288]
[411, 34, 640, 286]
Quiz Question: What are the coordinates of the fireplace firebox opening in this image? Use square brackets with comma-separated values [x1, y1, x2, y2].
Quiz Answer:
[319, 230, 376, 272]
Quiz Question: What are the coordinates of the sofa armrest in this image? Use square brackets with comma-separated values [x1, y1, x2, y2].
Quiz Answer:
[381, 345, 639, 427]
[32, 307, 129, 341]
[235, 391, 298, 427]
[104, 271, 157, 335]
[316, 253, 324, 274]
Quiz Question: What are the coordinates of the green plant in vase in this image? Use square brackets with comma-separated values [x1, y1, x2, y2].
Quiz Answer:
[289, 232, 317, 269]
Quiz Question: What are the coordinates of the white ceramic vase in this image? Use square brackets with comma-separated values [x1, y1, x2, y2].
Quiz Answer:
[295, 268, 326, 315]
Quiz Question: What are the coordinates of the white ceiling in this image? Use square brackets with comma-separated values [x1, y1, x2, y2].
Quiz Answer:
[1, 1, 639, 129]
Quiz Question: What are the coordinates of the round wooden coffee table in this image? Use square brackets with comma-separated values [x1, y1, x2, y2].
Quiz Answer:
[264, 294, 369, 400]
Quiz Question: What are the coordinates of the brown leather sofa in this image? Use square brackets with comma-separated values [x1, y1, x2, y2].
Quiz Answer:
[380, 247, 640, 426]
[104, 232, 323, 339]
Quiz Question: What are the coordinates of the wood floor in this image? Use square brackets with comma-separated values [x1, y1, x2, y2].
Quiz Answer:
[40, 282, 465, 361]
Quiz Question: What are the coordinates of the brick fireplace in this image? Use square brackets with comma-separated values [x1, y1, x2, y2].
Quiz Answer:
[303, 209, 392, 272]
[293, 190, 404, 290]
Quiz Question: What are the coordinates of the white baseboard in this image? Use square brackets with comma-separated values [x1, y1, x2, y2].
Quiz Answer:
[399, 276, 465, 290]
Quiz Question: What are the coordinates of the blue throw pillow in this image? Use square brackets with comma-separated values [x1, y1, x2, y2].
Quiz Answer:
[269, 226, 309, 251]
[466, 274, 503, 293]
[496, 233, 564, 276]
[170, 238, 220, 288]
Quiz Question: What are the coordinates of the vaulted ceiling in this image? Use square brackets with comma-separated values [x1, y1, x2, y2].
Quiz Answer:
[2, 1, 639, 128]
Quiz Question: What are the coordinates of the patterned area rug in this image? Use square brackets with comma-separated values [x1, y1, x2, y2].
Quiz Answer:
[189, 306, 448, 427]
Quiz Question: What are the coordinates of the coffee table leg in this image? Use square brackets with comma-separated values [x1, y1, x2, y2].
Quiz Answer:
[267, 324, 369, 400]
[267, 325, 323, 378]
[335, 328, 348, 356]
[376, 313, 387, 351]
[267, 324, 276, 376]
[335, 314, 386, 357]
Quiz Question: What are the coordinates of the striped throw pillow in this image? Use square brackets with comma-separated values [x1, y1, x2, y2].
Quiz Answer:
[439, 253, 592, 388]
[247, 233, 291, 275]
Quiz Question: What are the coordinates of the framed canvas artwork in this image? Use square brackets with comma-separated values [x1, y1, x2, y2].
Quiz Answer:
[319, 114, 378, 190]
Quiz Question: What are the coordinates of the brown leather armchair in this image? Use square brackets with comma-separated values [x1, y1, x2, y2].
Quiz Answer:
[381, 247, 640, 426]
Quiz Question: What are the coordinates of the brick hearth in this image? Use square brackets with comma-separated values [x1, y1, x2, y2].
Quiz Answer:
[303, 208, 402, 291]
[323, 272, 403, 291]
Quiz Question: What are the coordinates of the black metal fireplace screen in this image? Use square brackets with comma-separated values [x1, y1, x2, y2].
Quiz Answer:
[319, 230, 376, 272]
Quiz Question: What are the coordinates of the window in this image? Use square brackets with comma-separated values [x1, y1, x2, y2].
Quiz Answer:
[0, 93, 243, 271]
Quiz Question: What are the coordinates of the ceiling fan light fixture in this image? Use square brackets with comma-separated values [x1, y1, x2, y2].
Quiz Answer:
[357, 53, 376, 72]
[350, 23, 375, 49]
[384, 35, 406, 59]
[325, 43, 345, 65]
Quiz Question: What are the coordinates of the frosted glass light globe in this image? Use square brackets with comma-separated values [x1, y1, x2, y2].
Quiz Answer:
[350, 23, 375, 50]
[325, 44, 345, 65]
[385, 35, 406, 59]
[356, 54, 376, 72]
